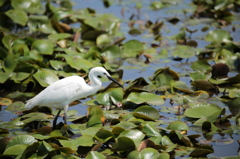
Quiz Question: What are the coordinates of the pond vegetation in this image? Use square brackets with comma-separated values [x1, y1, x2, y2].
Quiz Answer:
[0, 0, 240, 158]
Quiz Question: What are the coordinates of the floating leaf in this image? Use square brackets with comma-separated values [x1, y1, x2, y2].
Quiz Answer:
[189, 145, 214, 157]
[50, 60, 65, 70]
[172, 81, 194, 93]
[139, 148, 161, 159]
[63, 54, 93, 72]
[33, 69, 59, 87]
[3, 54, 17, 72]
[6, 135, 37, 149]
[123, 40, 143, 57]
[205, 29, 232, 44]
[126, 92, 164, 105]
[11, 0, 42, 14]
[191, 61, 212, 72]
[184, 103, 223, 120]
[150, 1, 164, 10]
[96, 34, 112, 46]
[96, 88, 124, 106]
[167, 121, 189, 131]
[118, 129, 145, 145]
[5, 101, 25, 112]
[0, 98, 12, 106]
[112, 137, 135, 151]
[31, 40, 54, 55]
[3, 144, 28, 156]
[101, 45, 122, 59]
[150, 67, 179, 88]
[172, 45, 195, 58]
[5, 9, 28, 26]
[228, 97, 240, 116]
[142, 122, 162, 137]
[85, 151, 106, 159]
[133, 105, 160, 121]
[191, 80, 215, 90]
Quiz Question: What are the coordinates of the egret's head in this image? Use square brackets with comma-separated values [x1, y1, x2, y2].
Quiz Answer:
[89, 67, 124, 88]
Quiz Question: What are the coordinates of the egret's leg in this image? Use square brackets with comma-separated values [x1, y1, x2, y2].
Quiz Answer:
[64, 111, 67, 124]
[63, 105, 69, 125]
[53, 109, 61, 130]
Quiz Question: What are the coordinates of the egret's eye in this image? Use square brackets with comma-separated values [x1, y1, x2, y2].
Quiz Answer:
[97, 75, 102, 78]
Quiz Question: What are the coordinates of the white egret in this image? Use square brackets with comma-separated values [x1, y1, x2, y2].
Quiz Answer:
[25, 67, 123, 129]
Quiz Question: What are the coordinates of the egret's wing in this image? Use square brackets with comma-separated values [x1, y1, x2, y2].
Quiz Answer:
[36, 76, 84, 106]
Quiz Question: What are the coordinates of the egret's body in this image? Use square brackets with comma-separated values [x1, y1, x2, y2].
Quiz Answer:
[25, 67, 123, 129]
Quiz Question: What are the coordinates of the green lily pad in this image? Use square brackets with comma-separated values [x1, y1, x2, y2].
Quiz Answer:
[142, 122, 162, 137]
[31, 39, 54, 55]
[133, 105, 160, 121]
[118, 129, 145, 144]
[63, 54, 93, 72]
[205, 29, 232, 44]
[5, 9, 28, 26]
[189, 145, 214, 157]
[190, 72, 212, 81]
[28, 15, 56, 34]
[229, 89, 240, 98]
[0, 72, 12, 83]
[59, 140, 78, 151]
[101, 45, 122, 59]
[5, 101, 25, 112]
[11, 72, 30, 82]
[96, 88, 124, 106]
[172, 81, 194, 93]
[85, 151, 106, 159]
[33, 69, 59, 87]
[123, 40, 143, 57]
[172, 45, 195, 58]
[95, 129, 114, 142]
[112, 137, 136, 151]
[184, 103, 223, 120]
[139, 148, 161, 159]
[11, 0, 42, 14]
[115, 121, 137, 129]
[166, 121, 189, 131]
[96, 34, 112, 46]
[126, 92, 164, 105]
[3, 54, 17, 72]
[3, 144, 28, 156]
[6, 135, 37, 149]
[150, 1, 164, 10]
[50, 60, 66, 70]
[191, 60, 212, 72]
[48, 33, 72, 41]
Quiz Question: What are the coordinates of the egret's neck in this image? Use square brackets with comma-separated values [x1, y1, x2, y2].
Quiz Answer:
[89, 73, 102, 90]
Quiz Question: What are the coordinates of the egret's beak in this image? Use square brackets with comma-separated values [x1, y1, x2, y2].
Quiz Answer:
[107, 75, 124, 88]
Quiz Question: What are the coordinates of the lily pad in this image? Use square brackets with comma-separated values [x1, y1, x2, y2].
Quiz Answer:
[184, 103, 223, 120]
[205, 29, 232, 44]
[5, 9, 28, 26]
[123, 40, 143, 57]
[33, 69, 59, 87]
[6, 135, 37, 149]
[112, 137, 136, 151]
[5, 101, 25, 112]
[126, 92, 164, 105]
[85, 151, 106, 159]
[31, 40, 54, 55]
[133, 105, 160, 121]
[166, 121, 189, 131]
